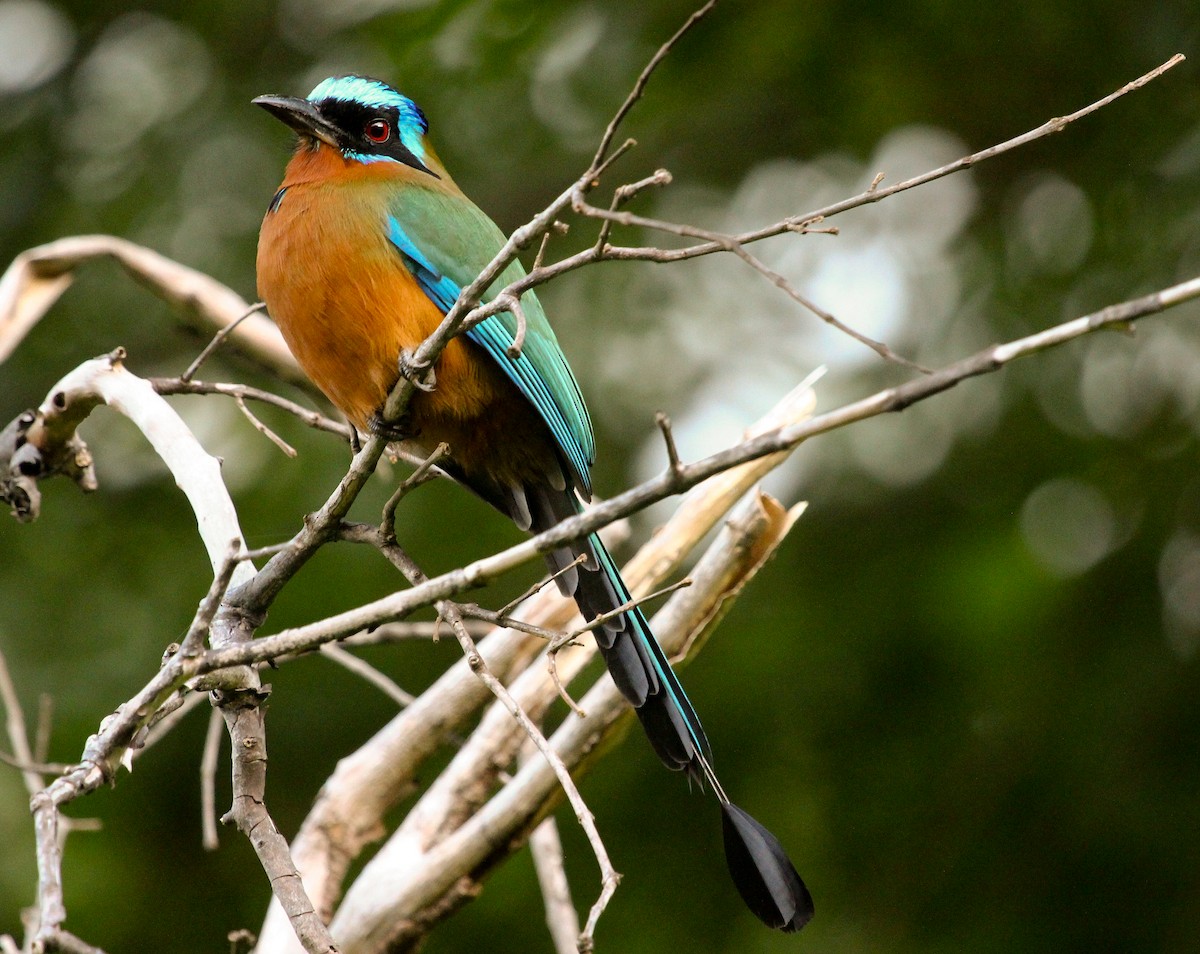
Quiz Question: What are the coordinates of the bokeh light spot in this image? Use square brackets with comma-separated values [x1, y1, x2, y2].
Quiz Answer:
[1020, 476, 1115, 577]
[0, 0, 73, 93]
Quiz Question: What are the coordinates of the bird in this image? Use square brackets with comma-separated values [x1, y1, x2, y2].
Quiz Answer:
[254, 74, 813, 933]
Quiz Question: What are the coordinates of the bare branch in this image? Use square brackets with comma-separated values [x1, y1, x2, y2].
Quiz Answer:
[180, 541, 248, 657]
[337, 620, 486, 646]
[545, 648, 588, 719]
[655, 411, 685, 484]
[532, 230, 554, 272]
[574, 195, 923, 368]
[195, 270, 1199, 677]
[726, 239, 928, 371]
[0, 235, 300, 382]
[328, 484, 799, 953]
[595, 53, 1188, 265]
[218, 692, 339, 954]
[254, 370, 819, 952]
[5, 353, 255, 587]
[550, 577, 693, 653]
[614, 168, 673, 207]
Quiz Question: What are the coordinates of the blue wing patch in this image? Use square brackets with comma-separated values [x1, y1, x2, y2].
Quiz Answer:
[386, 217, 459, 311]
[386, 216, 593, 493]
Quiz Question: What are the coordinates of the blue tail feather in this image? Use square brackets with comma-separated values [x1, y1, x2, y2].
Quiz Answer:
[587, 533, 713, 768]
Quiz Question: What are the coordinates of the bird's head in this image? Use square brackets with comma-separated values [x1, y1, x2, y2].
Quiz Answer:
[254, 75, 437, 177]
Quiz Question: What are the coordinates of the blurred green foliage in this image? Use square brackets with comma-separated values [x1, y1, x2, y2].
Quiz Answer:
[2, 1, 1200, 952]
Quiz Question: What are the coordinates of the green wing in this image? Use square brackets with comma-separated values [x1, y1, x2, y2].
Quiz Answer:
[384, 186, 594, 493]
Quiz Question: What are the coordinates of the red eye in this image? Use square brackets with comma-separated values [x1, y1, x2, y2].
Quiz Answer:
[365, 119, 390, 143]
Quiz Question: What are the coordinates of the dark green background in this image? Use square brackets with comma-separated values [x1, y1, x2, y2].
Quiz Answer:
[3, 1, 1200, 951]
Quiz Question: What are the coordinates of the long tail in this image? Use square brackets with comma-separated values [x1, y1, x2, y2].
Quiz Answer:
[526, 485, 815, 933]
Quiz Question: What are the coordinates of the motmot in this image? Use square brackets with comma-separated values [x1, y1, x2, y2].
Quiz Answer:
[254, 75, 813, 932]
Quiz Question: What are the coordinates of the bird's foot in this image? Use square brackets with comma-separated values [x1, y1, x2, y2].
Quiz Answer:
[368, 411, 418, 442]
[398, 348, 437, 392]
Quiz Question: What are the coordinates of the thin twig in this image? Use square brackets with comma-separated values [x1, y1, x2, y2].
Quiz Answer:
[591, 138, 638, 181]
[0, 646, 43, 797]
[532, 231, 554, 272]
[33, 692, 54, 766]
[381, 442, 449, 538]
[550, 578, 693, 652]
[180, 540, 248, 656]
[502, 294, 529, 359]
[614, 168, 673, 207]
[576, 196, 924, 368]
[320, 644, 416, 708]
[592, 53, 1189, 265]
[201, 706, 222, 851]
[461, 603, 564, 642]
[182, 302, 267, 382]
[439, 600, 622, 946]
[546, 654, 587, 719]
[656, 411, 684, 483]
[497, 554, 589, 618]
[152, 377, 351, 442]
[727, 240, 929, 371]
[234, 393, 298, 457]
[0, 750, 71, 775]
[337, 620, 486, 646]
[590, 0, 718, 169]
[598, 168, 674, 248]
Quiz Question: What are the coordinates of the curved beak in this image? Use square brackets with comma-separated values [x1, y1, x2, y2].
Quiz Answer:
[253, 95, 341, 149]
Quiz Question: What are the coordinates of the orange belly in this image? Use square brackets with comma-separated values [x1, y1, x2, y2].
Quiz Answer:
[256, 175, 558, 487]
[257, 178, 491, 428]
